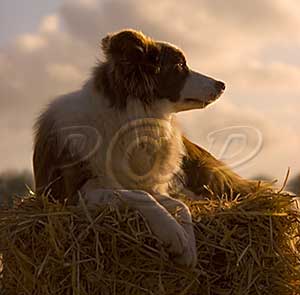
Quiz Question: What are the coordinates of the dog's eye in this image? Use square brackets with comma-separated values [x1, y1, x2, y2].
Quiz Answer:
[175, 63, 185, 71]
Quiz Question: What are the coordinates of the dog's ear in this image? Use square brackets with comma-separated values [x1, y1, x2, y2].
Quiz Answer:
[101, 29, 150, 62]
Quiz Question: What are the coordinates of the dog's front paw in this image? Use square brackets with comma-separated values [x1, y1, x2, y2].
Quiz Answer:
[172, 237, 197, 268]
[175, 219, 198, 268]
[149, 216, 197, 268]
[164, 221, 197, 268]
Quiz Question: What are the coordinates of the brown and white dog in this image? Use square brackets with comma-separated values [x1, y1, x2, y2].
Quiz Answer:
[33, 29, 258, 268]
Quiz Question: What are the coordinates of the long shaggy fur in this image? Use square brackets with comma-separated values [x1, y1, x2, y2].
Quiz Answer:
[33, 29, 260, 204]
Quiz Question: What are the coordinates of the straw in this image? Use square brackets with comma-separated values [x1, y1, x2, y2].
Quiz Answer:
[0, 186, 299, 295]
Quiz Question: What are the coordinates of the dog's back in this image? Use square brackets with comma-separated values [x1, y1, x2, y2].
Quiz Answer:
[33, 82, 107, 202]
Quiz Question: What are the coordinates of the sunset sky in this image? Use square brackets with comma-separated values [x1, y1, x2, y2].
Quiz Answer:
[0, 0, 300, 182]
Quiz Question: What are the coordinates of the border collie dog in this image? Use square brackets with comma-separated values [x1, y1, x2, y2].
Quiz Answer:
[33, 29, 226, 268]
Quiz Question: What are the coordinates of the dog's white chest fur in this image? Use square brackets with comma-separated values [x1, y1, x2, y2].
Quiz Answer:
[51, 82, 185, 195]
[104, 116, 184, 194]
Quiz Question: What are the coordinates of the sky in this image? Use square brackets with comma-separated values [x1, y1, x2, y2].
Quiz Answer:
[0, 0, 300, 182]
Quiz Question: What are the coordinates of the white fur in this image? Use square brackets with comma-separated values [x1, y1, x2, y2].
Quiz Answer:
[47, 79, 184, 193]
[177, 69, 223, 112]
[39, 78, 197, 267]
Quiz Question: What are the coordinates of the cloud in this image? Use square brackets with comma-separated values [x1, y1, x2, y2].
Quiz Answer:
[16, 34, 47, 52]
[0, 0, 299, 180]
[40, 14, 60, 33]
[46, 63, 83, 83]
[226, 61, 300, 100]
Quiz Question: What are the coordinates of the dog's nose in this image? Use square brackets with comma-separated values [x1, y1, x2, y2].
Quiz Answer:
[215, 81, 226, 91]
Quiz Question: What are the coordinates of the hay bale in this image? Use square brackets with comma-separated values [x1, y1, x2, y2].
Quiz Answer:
[0, 188, 299, 295]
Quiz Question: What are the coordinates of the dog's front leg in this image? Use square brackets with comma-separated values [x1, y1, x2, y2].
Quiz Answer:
[80, 181, 195, 268]
[152, 193, 197, 268]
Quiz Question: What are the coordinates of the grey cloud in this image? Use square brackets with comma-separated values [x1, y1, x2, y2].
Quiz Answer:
[197, 0, 294, 32]
[61, 0, 299, 57]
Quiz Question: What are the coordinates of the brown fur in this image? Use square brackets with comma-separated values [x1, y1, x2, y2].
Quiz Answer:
[33, 112, 94, 204]
[94, 29, 188, 109]
[94, 30, 159, 108]
[182, 136, 266, 199]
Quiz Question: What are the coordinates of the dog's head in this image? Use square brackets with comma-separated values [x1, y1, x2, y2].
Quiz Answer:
[95, 29, 225, 112]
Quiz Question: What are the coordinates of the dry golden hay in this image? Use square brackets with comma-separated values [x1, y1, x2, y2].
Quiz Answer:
[0, 188, 299, 295]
